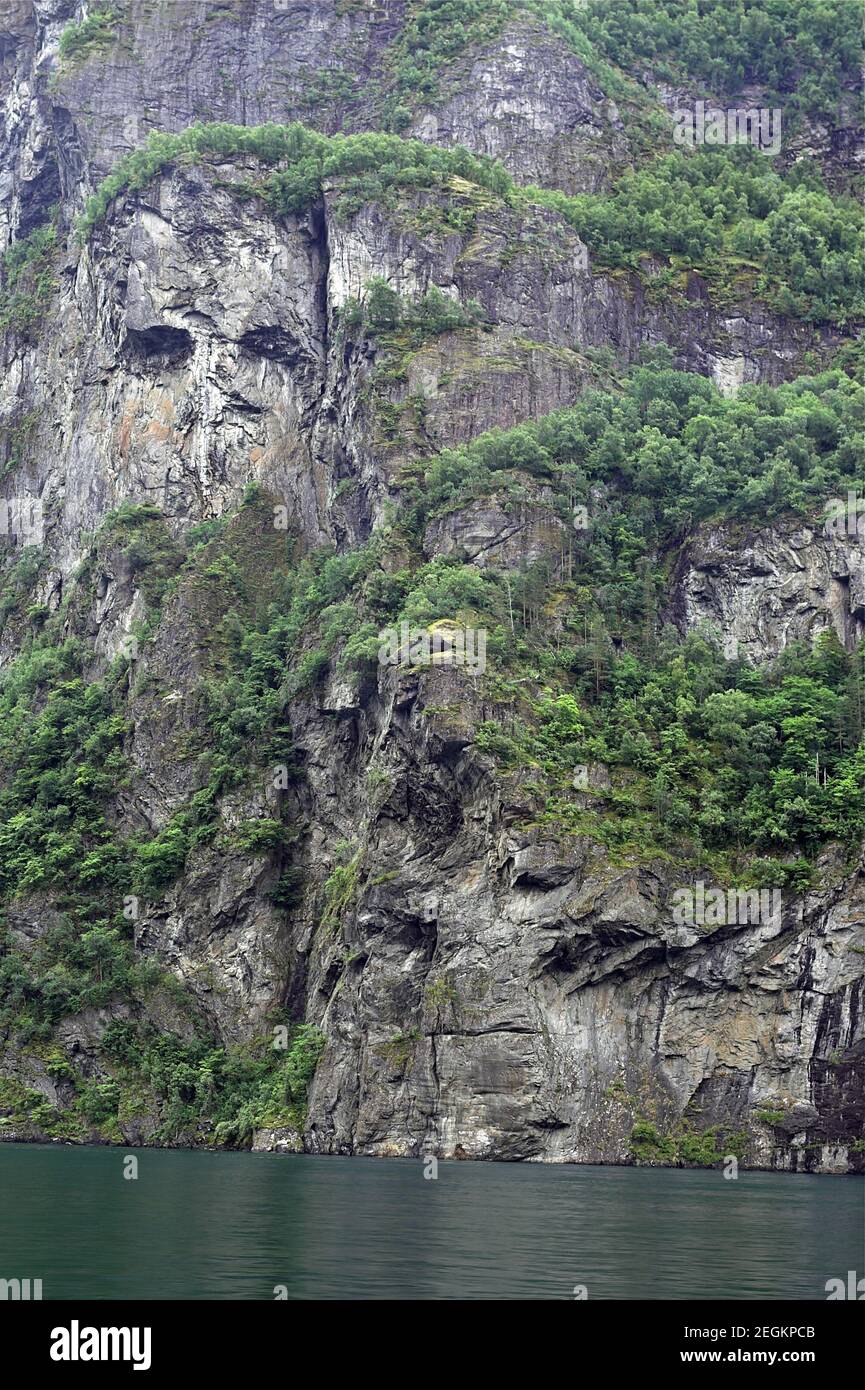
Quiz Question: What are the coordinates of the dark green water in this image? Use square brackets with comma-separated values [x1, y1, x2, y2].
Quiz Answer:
[0, 1144, 861, 1299]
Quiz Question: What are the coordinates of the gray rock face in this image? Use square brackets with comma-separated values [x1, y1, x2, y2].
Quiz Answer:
[423, 493, 566, 570]
[409, 20, 627, 193]
[252, 1125, 302, 1153]
[0, 156, 841, 603]
[0, 2, 861, 1173]
[670, 522, 865, 663]
[293, 662, 864, 1172]
[0, 4, 624, 253]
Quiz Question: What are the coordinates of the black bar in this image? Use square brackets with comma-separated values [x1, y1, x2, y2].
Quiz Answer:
[2, 1298, 861, 1376]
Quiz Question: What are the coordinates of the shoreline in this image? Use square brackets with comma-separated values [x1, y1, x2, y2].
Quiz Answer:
[1, 1130, 861, 1176]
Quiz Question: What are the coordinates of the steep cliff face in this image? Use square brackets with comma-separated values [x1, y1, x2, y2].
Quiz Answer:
[0, 1, 862, 1171]
[0, 155, 839, 593]
[670, 522, 865, 665]
[0, 0, 623, 248]
[271, 645, 862, 1170]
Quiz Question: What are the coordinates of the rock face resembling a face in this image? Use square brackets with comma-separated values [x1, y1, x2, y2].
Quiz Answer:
[0, 0, 860, 1173]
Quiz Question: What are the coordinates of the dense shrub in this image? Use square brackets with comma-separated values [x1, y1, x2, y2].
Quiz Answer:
[569, 0, 863, 123]
[57, 8, 119, 63]
[0, 223, 57, 336]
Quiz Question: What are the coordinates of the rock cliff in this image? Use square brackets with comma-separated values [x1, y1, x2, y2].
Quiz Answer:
[0, 0, 862, 1173]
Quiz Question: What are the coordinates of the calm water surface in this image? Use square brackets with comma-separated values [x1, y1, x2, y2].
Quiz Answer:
[0, 1144, 861, 1299]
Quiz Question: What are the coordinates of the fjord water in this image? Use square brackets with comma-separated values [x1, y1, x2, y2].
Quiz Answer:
[0, 1144, 860, 1300]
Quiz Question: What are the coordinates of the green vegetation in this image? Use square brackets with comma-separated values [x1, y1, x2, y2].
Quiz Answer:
[76, 122, 864, 326]
[629, 1117, 749, 1166]
[1, 363, 861, 908]
[0, 409, 40, 482]
[425, 976, 458, 1010]
[318, 2, 862, 135]
[0, 1020, 326, 1146]
[0, 222, 58, 337]
[102, 1019, 325, 1144]
[321, 850, 363, 929]
[378, 1, 860, 129]
[377, 0, 512, 126]
[519, 0, 660, 112]
[339, 277, 488, 344]
[0, 1076, 87, 1141]
[376, 1028, 422, 1071]
[400, 359, 863, 534]
[339, 278, 490, 447]
[89, 501, 185, 614]
[2, 0, 859, 1165]
[57, 7, 121, 64]
[446, 164, 815, 312]
[309, 0, 662, 156]
[0, 501, 328, 1147]
[355, 360, 865, 863]
[0, 546, 44, 628]
[571, 0, 863, 123]
[76, 122, 514, 238]
[0, 363, 861, 1146]
[0, 640, 130, 905]
[531, 152, 865, 324]
[756, 1109, 786, 1126]
[475, 634, 865, 861]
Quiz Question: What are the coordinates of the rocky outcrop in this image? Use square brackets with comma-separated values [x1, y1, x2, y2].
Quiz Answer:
[289, 657, 865, 1174]
[669, 520, 865, 663]
[0, 2, 862, 1173]
[0, 3, 624, 255]
[0, 155, 844, 607]
[409, 20, 627, 193]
